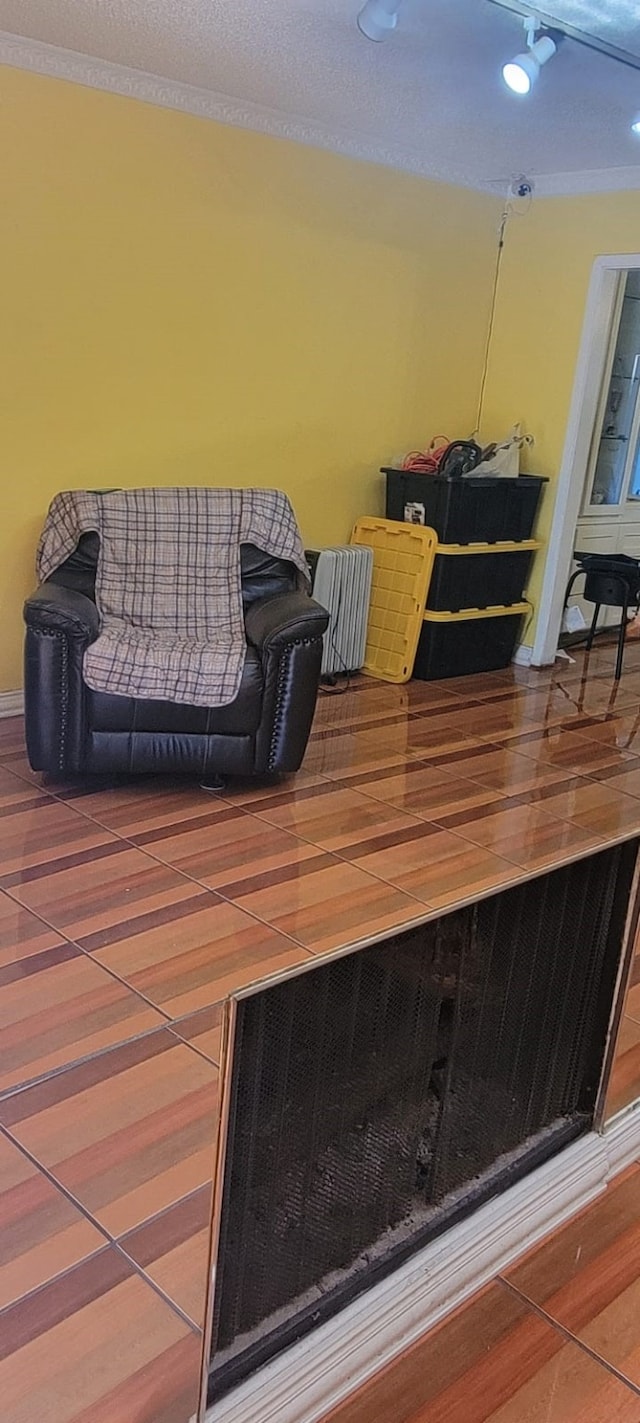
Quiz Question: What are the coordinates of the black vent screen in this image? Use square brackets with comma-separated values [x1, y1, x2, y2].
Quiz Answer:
[210, 841, 637, 1396]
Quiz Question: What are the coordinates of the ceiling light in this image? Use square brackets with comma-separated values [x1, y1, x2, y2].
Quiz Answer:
[357, 0, 403, 42]
[632, 114, 640, 135]
[502, 33, 558, 94]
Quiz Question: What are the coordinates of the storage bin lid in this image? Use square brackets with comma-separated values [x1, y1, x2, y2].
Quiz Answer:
[381, 468, 548, 486]
[435, 539, 541, 555]
[423, 601, 531, 623]
[351, 517, 437, 682]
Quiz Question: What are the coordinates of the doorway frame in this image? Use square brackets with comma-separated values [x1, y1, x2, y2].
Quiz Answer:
[532, 253, 640, 666]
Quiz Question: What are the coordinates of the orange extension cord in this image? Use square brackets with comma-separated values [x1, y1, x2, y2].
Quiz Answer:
[401, 437, 450, 473]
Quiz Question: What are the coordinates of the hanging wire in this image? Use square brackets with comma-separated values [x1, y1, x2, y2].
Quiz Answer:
[472, 188, 533, 440]
[472, 205, 510, 439]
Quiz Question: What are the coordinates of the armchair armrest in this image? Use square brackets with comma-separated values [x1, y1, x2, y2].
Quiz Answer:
[248, 591, 329, 775]
[245, 591, 329, 653]
[24, 583, 100, 643]
[23, 583, 100, 776]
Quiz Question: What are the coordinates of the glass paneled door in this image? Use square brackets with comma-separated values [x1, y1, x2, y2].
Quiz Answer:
[583, 271, 640, 516]
[572, 271, 640, 630]
[627, 371, 640, 503]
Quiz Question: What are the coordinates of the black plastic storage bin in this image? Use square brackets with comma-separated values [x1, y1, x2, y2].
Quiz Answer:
[413, 608, 527, 681]
[383, 469, 546, 544]
[426, 542, 538, 612]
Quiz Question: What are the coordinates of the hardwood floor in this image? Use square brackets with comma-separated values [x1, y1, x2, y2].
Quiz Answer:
[322, 1168, 640, 1423]
[320, 1290, 640, 1422]
[2, 637, 640, 1421]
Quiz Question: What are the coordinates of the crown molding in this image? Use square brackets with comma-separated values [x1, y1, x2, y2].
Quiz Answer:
[0, 29, 492, 193]
[530, 166, 640, 197]
[3, 31, 640, 200]
[483, 166, 640, 198]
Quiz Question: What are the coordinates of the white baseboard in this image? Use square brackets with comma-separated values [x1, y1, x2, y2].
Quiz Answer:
[0, 690, 23, 719]
[512, 643, 533, 666]
[208, 1106, 640, 1423]
[603, 1098, 640, 1178]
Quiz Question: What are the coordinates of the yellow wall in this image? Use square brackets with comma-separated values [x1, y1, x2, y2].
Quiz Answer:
[1, 65, 500, 690]
[481, 190, 640, 644]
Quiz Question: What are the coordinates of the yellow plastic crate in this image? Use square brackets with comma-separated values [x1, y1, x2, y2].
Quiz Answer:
[350, 517, 437, 683]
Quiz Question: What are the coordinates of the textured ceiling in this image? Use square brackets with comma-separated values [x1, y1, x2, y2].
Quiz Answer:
[1, 0, 640, 191]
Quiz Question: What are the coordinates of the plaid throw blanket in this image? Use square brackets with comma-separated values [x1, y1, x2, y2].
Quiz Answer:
[37, 487, 310, 707]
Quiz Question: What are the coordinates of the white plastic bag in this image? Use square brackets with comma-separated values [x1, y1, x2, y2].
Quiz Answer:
[562, 605, 587, 634]
[471, 424, 534, 477]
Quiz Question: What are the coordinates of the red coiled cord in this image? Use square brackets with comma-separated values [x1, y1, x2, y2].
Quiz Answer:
[402, 437, 450, 473]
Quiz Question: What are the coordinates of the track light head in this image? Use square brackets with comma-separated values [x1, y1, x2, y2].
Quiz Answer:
[357, 0, 402, 42]
[502, 22, 560, 96]
[503, 51, 536, 94]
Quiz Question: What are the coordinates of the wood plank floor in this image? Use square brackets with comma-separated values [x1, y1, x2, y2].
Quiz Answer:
[322, 1166, 640, 1423]
[2, 636, 640, 1421]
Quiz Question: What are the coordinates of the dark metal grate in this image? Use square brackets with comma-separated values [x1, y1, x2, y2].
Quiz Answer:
[210, 841, 636, 1394]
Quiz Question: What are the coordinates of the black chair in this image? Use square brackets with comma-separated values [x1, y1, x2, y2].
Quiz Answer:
[564, 552, 640, 681]
[24, 533, 330, 779]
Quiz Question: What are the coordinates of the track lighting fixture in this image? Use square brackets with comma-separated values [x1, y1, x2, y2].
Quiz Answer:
[502, 17, 560, 96]
[503, 35, 558, 94]
[357, 0, 403, 43]
[495, 1, 640, 138]
[357, 0, 640, 140]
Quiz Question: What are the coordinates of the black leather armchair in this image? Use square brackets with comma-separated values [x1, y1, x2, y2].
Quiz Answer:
[24, 533, 329, 779]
